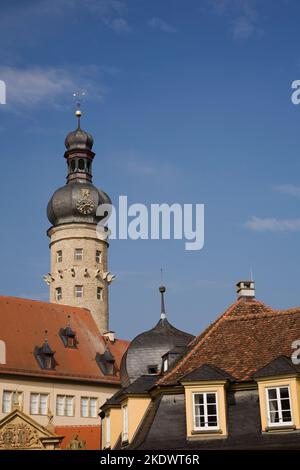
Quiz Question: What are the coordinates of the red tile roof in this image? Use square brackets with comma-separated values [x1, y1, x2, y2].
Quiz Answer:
[55, 425, 100, 450]
[159, 297, 300, 385]
[0, 296, 129, 383]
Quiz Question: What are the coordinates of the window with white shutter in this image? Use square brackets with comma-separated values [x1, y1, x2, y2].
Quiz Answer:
[80, 397, 88, 417]
[2, 391, 12, 413]
[30, 393, 49, 415]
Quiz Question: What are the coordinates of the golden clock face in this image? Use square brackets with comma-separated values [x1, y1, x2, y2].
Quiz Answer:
[76, 189, 96, 215]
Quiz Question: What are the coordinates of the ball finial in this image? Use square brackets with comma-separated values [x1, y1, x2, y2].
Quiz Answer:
[159, 285, 166, 294]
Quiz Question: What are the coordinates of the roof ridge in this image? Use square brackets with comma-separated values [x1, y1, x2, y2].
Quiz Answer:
[157, 298, 244, 385]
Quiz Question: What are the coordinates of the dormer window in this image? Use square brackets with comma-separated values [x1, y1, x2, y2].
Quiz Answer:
[96, 350, 115, 375]
[60, 317, 77, 348]
[163, 358, 168, 373]
[148, 365, 158, 375]
[34, 331, 55, 370]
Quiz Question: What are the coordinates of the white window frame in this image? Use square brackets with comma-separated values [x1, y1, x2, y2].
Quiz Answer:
[2, 390, 23, 413]
[80, 396, 98, 418]
[105, 413, 111, 448]
[56, 395, 75, 417]
[122, 404, 128, 442]
[96, 250, 102, 263]
[56, 287, 62, 301]
[192, 391, 219, 431]
[265, 386, 293, 427]
[56, 250, 63, 263]
[75, 285, 83, 298]
[30, 393, 49, 415]
[74, 248, 83, 261]
[163, 358, 168, 373]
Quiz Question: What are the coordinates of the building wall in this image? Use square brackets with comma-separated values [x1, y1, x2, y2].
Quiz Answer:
[48, 223, 109, 333]
[0, 376, 117, 428]
[126, 397, 151, 443]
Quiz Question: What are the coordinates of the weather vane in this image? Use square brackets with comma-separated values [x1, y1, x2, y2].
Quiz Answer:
[72, 90, 86, 126]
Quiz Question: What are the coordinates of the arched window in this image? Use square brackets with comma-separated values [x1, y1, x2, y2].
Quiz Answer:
[78, 159, 84, 170]
[71, 160, 76, 172]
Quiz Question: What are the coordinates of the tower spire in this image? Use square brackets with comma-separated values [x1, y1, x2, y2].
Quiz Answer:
[159, 285, 166, 320]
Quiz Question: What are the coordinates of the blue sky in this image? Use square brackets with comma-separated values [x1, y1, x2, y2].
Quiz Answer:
[1, 0, 300, 340]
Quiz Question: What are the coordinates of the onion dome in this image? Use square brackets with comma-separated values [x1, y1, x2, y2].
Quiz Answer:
[65, 121, 94, 151]
[120, 286, 194, 387]
[47, 182, 111, 226]
[47, 109, 111, 227]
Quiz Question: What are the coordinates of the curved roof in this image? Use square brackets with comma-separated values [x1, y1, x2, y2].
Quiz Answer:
[47, 181, 111, 226]
[121, 317, 194, 386]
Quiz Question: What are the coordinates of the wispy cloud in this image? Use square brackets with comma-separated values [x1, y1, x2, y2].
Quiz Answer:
[148, 17, 176, 33]
[0, 0, 131, 36]
[208, 0, 262, 40]
[245, 216, 300, 232]
[274, 184, 300, 198]
[0, 65, 113, 109]
[122, 151, 158, 176]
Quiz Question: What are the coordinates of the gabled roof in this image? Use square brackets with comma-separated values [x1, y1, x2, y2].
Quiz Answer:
[181, 363, 235, 382]
[158, 296, 300, 385]
[0, 296, 128, 384]
[253, 355, 300, 379]
[103, 375, 158, 408]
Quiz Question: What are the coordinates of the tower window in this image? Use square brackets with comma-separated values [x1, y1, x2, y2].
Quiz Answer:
[96, 250, 102, 263]
[97, 287, 103, 300]
[74, 248, 83, 261]
[56, 287, 62, 301]
[78, 159, 85, 170]
[71, 160, 76, 172]
[148, 365, 158, 375]
[56, 250, 62, 263]
[75, 285, 83, 298]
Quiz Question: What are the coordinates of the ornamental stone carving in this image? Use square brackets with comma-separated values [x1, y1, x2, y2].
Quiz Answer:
[0, 423, 41, 449]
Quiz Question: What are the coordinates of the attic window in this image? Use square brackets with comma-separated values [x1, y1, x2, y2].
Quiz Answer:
[148, 365, 158, 375]
[163, 358, 168, 373]
[96, 350, 115, 375]
[34, 331, 55, 370]
[60, 316, 77, 348]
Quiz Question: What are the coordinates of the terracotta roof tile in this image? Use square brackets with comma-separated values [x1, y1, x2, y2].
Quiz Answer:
[55, 425, 100, 450]
[0, 296, 129, 383]
[158, 297, 300, 385]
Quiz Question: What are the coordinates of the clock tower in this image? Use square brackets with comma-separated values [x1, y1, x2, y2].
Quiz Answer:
[45, 110, 113, 333]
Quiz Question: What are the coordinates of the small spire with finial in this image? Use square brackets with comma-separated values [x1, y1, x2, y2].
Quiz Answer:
[73, 90, 86, 129]
[159, 268, 166, 320]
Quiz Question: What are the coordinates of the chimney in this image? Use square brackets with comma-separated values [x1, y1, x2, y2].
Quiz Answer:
[236, 280, 255, 299]
[103, 331, 116, 343]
